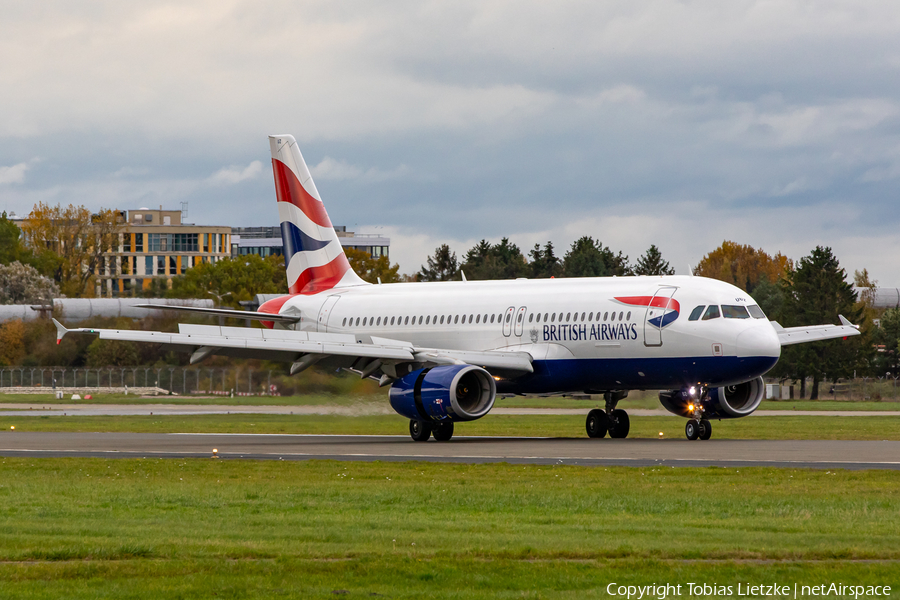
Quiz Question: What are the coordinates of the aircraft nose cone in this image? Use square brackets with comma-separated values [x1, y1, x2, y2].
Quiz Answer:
[736, 324, 781, 359]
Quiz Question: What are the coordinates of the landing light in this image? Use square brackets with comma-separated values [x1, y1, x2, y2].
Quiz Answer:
[687, 404, 694, 411]
[689, 386, 697, 397]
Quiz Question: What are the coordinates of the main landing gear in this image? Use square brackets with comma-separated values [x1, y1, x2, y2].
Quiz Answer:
[585, 391, 630, 439]
[409, 419, 454, 442]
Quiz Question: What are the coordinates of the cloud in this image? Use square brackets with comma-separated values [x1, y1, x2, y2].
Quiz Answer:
[206, 160, 262, 186]
[311, 157, 410, 182]
[0, 162, 30, 185]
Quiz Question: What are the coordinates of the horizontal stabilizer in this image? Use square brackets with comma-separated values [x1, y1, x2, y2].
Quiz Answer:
[133, 303, 300, 323]
[772, 315, 861, 346]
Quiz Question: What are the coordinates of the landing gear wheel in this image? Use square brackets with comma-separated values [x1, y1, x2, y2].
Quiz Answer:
[409, 419, 432, 442]
[607, 409, 630, 439]
[432, 420, 454, 441]
[698, 419, 712, 440]
[586, 409, 609, 438]
[685, 419, 700, 440]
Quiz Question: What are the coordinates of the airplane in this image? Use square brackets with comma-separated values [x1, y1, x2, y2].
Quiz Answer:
[54, 134, 861, 442]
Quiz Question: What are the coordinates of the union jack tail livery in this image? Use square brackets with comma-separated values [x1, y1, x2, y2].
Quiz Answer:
[269, 134, 366, 294]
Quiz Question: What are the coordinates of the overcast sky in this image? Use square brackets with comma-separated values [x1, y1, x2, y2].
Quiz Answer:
[1, 1, 899, 285]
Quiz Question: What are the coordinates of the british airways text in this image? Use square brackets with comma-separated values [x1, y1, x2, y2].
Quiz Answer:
[543, 323, 638, 342]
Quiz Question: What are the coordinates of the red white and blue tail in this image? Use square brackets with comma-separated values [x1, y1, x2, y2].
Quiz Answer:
[269, 134, 366, 294]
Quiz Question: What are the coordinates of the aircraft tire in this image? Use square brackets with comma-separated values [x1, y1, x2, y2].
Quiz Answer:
[409, 419, 432, 442]
[685, 419, 700, 440]
[608, 409, 630, 439]
[586, 409, 608, 438]
[432, 420, 454, 442]
[698, 419, 712, 440]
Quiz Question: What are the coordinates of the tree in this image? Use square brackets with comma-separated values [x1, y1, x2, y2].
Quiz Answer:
[695, 241, 792, 293]
[20, 202, 124, 297]
[778, 246, 865, 399]
[0, 212, 25, 265]
[633, 244, 675, 276]
[0, 261, 59, 304]
[86, 338, 140, 367]
[876, 308, 900, 377]
[562, 236, 631, 277]
[529, 242, 562, 278]
[345, 248, 401, 284]
[167, 254, 287, 307]
[460, 238, 528, 280]
[0, 319, 26, 366]
[418, 244, 459, 281]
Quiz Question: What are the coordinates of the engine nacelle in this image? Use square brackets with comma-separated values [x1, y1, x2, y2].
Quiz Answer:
[658, 376, 765, 419]
[389, 365, 496, 422]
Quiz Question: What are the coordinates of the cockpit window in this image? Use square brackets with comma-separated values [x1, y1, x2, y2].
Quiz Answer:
[747, 305, 766, 319]
[701, 305, 721, 320]
[722, 305, 751, 319]
[688, 306, 705, 321]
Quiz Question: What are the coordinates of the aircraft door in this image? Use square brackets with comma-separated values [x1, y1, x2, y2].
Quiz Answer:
[514, 306, 527, 337]
[502, 306, 515, 337]
[317, 295, 341, 332]
[643, 286, 677, 347]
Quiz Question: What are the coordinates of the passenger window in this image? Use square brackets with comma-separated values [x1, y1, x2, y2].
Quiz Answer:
[581, 312, 586, 321]
[517, 313, 523, 323]
[355, 318, 360, 326]
[566, 312, 571, 321]
[722, 305, 751, 319]
[490, 314, 495, 323]
[626, 311, 630, 320]
[362, 317, 367, 326]
[440, 316, 445, 324]
[483, 314, 488, 322]
[505, 313, 511, 323]
[426, 316, 431, 324]
[544, 313, 549, 321]
[747, 305, 767, 319]
[688, 306, 705, 321]
[418, 316, 423, 324]
[528, 314, 533, 323]
[603, 312, 608, 321]
[405, 316, 410, 325]
[702, 305, 720, 320]
[477, 314, 481, 324]
[551, 313, 556, 323]
[469, 315, 474, 324]
[619, 311, 624, 321]
[342, 318, 347, 326]
[588, 312, 593, 321]
[454, 315, 459, 324]
[611, 312, 616, 322]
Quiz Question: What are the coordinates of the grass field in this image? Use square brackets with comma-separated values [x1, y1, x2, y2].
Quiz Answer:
[2, 390, 900, 412]
[0, 458, 898, 599]
[2, 413, 900, 439]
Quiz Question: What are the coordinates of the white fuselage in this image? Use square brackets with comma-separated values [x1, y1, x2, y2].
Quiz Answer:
[271, 275, 781, 393]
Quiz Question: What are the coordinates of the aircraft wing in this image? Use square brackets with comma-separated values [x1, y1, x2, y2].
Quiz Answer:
[132, 303, 301, 323]
[52, 320, 533, 381]
[770, 315, 861, 346]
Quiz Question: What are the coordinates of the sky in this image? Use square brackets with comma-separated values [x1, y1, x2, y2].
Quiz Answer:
[1, 1, 899, 285]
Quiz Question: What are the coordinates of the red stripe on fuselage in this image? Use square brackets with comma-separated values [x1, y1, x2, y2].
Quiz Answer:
[257, 294, 297, 329]
[271, 158, 332, 228]
[289, 254, 351, 295]
[614, 296, 680, 313]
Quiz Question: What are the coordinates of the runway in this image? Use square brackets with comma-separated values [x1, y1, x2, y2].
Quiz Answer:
[1, 432, 898, 469]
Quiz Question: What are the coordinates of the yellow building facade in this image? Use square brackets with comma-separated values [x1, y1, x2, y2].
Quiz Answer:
[96, 208, 231, 297]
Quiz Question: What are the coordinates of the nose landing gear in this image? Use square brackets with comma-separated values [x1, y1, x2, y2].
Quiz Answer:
[684, 385, 713, 440]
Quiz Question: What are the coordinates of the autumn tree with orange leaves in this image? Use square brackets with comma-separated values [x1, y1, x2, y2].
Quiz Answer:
[20, 202, 124, 298]
[694, 241, 792, 293]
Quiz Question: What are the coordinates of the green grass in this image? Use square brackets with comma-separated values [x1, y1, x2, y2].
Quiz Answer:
[0, 458, 898, 598]
[2, 413, 900, 439]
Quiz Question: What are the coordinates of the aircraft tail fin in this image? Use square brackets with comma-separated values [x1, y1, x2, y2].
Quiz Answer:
[268, 134, 366, 294]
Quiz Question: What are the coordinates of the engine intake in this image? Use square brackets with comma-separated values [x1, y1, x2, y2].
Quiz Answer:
[389, 365, 496, 422]
[659, 376, 765, 419]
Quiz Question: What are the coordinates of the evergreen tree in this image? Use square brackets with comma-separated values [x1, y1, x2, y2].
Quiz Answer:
[562, 236, 631, 277]
[418, 244, 459, 281]
[778, 246, 866, 399]
[875, 308, 900, 377]
[529, 242, 562, 278]
[460, 238, 527, 280]
[633, 244, 674, 276]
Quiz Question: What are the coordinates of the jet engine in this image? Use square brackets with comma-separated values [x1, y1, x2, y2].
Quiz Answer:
[658, 376, 765, 419]
[389, 365, 496, 422]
